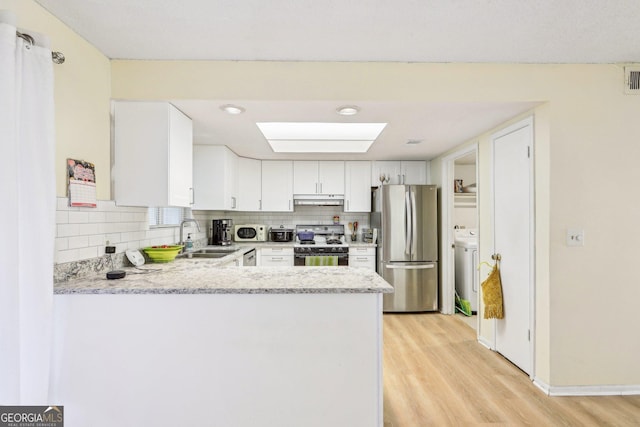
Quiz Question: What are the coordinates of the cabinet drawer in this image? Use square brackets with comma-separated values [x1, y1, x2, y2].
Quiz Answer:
[350, 247, 375, 256]
[260, 247, 294, 256]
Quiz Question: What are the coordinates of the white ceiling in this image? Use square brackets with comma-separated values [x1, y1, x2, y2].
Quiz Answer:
[35, 0, 640, 160]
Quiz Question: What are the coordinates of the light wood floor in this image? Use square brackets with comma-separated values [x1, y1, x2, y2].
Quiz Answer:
[383, 313, 640, 426]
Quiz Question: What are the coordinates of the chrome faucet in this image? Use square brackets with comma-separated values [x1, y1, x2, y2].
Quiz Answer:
[179, 218, 201, 248]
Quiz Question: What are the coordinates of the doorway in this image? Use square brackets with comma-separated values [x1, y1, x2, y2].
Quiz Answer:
[440, 144, 478, 318]
[491, 116, 534, 376]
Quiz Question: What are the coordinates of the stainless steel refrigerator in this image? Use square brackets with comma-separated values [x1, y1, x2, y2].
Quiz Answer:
[372, 185, 438, 312]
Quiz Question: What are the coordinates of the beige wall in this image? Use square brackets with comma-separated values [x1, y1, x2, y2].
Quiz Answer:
[110, 61, 640, 388]
[1, 0, 111, 199]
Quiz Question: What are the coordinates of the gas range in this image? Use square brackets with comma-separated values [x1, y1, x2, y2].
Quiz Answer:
[294, 224, 349, 256]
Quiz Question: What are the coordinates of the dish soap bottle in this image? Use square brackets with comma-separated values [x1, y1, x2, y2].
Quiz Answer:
[186, 233, 194, 252]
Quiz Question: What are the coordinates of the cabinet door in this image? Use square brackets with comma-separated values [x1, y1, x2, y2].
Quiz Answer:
[226, 149, 239, 210]
[238, 158, 262, 211]
[293, 161, 319, 194]
[192, 145, 238, 210]
[349, 255, 376, 270]
[400, 161, 428, 185]
[345, 161, 371, 212]
[262, 160, 293, 211]
[260, 256, 294, 267]
[318, 161, 345, 194]
[371, 161, 401, 186]
[114, 102, 193, 207]
[168, 106, 193, 207]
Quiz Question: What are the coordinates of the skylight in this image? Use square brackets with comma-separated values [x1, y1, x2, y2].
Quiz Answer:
[257, 122, 387, 153]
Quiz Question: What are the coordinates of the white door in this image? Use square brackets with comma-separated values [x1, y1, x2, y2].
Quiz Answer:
[492, 117, 533, 375]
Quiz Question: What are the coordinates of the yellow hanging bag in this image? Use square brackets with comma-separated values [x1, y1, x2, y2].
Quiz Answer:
[481, 262, 504, 319]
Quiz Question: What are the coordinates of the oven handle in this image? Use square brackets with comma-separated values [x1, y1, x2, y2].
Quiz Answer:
[294, 253, 349, 258]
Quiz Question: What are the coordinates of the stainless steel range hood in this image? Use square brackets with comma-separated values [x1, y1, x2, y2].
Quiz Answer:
[293, 194, 344, 206]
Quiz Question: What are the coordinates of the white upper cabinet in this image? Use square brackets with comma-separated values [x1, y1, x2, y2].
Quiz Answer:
[371, 160, 428, 186]
[262, 160, 293, 211]
[344, 161, 372, 212]
[237, 158, 262, 211]
[293, 161, 344, 195]
[192, 145, 239, 210]
[113, 101, 193, 207]
[400, 161, 428, 184]
[371, 161, 402, 186]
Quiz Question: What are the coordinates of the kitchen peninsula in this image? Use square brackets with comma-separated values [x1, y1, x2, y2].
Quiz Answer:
[52, 259, 392, 427]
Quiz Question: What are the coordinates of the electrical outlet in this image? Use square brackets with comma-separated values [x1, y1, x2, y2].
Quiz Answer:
[105, 246, 116, 254]
[566, 228, 585, 247]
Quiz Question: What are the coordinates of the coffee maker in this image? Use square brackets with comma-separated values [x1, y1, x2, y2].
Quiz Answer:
[210, 219, 233, 246]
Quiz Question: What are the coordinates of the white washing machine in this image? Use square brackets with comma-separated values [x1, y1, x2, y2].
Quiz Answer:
[454, 230, 478, 313]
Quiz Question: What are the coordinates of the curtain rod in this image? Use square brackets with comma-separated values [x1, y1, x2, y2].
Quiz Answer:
[16, 31, 65, 64]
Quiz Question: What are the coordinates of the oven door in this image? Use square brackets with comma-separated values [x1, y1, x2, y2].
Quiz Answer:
[294, 253, 349, 266]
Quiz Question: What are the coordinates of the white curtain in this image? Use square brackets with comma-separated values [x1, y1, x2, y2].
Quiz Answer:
[0, 11, 55, 405]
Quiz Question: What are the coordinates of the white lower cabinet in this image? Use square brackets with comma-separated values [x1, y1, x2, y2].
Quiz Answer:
[349, 247, 376, 270]
[258, 247, 294, 267]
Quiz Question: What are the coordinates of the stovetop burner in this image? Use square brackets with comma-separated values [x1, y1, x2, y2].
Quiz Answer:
[298, 240, 315, 245]
[325, 239, 342, 245]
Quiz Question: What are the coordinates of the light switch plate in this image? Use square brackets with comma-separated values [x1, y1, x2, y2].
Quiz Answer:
[566, 228, 585, 246]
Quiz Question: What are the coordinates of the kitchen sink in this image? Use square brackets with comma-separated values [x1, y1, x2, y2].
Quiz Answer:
[178, 247, 238, 259]
[188, 252, 230, 259]
[195, 248, 237, 254]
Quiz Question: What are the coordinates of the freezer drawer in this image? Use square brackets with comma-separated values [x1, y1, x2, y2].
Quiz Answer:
[381, 262, 438, 312]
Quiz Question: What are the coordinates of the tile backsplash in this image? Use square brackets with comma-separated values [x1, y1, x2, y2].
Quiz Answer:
[55, 198, 370, 266]
[55, 198, 206, 265]
[196, 206, 370, 234]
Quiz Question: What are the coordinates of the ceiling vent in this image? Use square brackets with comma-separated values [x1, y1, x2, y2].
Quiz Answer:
[624, 66, 640, 94]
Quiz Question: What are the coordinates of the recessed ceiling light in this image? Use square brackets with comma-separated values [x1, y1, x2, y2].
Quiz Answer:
[220, 104, 245, 114]
[406, 139, 423, 145]
[336, 105, 360, 116]
[257, 122, 387, 153]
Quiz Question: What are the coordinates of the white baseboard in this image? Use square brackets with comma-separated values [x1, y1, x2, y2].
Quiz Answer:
[533, 378, 640, 396]
[477, 336, 493, 350]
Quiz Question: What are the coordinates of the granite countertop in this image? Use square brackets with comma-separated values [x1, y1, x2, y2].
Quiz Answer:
[230, 241, 377, 248]
[54, 255, 393, 295]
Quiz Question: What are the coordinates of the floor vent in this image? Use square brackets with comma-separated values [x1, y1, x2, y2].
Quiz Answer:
[624, 66, 640, 94]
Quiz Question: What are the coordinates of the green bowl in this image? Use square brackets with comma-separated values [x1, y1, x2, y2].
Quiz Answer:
[142, 245, 183, 263]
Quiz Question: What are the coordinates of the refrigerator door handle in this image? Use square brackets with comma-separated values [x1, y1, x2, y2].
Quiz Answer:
[410, 188, 417, 258]
[404, 190, 412, 255]
[385, 263, 435, 270]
